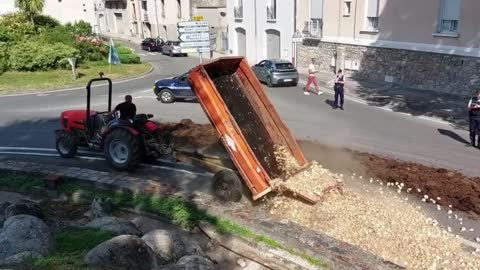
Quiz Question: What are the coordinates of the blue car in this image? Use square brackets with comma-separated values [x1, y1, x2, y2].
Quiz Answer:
[154, 71, 195, 103]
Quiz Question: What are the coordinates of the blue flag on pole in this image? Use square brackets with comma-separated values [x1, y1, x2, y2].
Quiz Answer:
[108, 38, 121, 65]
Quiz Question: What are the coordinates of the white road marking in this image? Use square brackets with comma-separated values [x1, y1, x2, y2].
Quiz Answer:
[147, 52, 156, 56]
[138, 53, 147, 56]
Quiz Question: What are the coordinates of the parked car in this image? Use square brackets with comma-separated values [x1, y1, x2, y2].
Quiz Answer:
[141, 38, 164, 52]
[154, 70, 195, 103]
[252, 59, 299, 87]
[161, 41, 187, 57]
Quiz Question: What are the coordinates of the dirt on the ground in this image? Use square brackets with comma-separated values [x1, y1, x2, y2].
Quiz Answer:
[356, 152, 480, 217]
[162, 119, 219, 150]
[165, 120, 480, 217]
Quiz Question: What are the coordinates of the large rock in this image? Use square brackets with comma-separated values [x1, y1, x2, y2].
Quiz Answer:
[0, 215, 54, 260]
[85, 217, 142, 236]
[0, 251, 43, 266]
[175, 255, 214, 270]
[142, 230, 205, 264]
[4, 200, 43, 220]
[84, 235, 156, 270]
[0, 202, 11, 226]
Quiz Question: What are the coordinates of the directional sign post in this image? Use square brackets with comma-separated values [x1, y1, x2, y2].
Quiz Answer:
[178, 20, 210, 64]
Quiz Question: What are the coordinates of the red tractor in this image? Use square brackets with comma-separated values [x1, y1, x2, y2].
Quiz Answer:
[55, 75, 173, 170]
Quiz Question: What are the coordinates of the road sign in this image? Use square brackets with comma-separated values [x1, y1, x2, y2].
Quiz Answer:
[178, 21, 208, 27]
[179, 41, 210, 47]
[179, 32, 210, 42]
[180, 47, 210, 53]
[178, 26, 209, 33]
[193, 16, 204, 21]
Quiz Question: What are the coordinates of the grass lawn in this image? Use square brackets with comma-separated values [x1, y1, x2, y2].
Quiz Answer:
[0, 62, 152, 95]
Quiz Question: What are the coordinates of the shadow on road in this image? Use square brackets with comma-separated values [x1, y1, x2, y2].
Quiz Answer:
[0, 118, 58, 147]
[324, 99, 337, 109]
[437, 128, 471, 146]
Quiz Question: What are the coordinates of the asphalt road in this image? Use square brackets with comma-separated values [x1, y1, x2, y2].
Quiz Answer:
[0, 43, 479, 177]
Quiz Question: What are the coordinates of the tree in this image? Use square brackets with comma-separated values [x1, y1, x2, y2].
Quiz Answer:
[15, 0, 45, 25]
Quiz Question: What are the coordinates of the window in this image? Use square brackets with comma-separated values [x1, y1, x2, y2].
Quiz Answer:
[344, 0, 351, 16]
[365, 0, 379, 31]
[438, 0, 460, 34]
[310, 19, 322, 37]
[177, 0, 181, 19]
[234, 0, 243, 19]
[267, 0, 276, 20]
[141, 1, 147, 11]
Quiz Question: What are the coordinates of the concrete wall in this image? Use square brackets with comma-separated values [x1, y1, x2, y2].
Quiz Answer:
[227, 0, 295, 64]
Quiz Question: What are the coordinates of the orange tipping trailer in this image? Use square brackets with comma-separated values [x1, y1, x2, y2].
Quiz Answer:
[187, 57, 307, 201]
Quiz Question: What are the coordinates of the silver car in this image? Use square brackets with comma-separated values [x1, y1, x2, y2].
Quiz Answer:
[252, 59, 299, 87]
[161, 41, 187, 57]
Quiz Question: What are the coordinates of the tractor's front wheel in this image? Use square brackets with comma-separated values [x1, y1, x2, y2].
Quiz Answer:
[56, 131, 77, 158]
[212, 170, 243, 202]
[104, 129, 142, 170]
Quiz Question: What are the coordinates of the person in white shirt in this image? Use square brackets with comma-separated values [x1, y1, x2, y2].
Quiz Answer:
[304, 59, 323, 96]
[333, 69, 345, 110]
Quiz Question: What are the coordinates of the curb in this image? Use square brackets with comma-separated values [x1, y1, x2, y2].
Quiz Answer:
[0, 62, 155, 98]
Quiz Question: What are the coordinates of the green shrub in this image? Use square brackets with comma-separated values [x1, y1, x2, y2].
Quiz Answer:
[0, 12, 35, 42]
[0, 44, 8, 74]
[9, 41, 79, 71]
[74, 40, 108, 62]
[33, 14, 60, 29]
[119, 53, 141, 64]
[116, 46, 133, 55]
[35, 26, 75, 46]
[65, 20, 93, 36]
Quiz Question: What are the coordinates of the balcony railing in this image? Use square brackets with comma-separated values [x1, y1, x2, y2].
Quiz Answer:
[303, 20, 322, 39]
[144, 12, 149, 22]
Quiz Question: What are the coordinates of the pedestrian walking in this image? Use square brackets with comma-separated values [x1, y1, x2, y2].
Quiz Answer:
[468, 89, 480, 147]
[333, 69, 345, 110]
[304, 59, 323, 96]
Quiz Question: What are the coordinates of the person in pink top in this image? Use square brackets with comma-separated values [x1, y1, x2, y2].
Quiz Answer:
[304, 59, 323, 96]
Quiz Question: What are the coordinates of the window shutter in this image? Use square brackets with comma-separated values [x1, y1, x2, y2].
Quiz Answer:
[442, 0, 461, 20]
[311, 0, 323, 19]
[367, 0, 379, 17]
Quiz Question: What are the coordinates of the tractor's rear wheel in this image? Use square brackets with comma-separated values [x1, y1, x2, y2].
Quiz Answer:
[212, 170, 243, 202]
[56, 132, 77, 158]
[104, 129, 142, 170]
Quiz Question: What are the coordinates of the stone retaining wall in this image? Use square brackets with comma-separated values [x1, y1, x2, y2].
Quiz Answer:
[297, 38, 480, 96]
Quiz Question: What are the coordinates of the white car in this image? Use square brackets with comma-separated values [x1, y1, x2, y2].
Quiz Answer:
[161, 41, 187, 57]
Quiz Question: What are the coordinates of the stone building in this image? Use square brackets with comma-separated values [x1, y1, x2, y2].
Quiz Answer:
[297, 0, 480, 96]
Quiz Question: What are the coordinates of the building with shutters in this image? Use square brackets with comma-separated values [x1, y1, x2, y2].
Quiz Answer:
[297, 0, 480, 96]
[96, 0, 191, 41]
[226, 0, 296, 65]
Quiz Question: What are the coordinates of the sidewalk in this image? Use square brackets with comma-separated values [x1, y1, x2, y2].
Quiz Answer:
[297, 67, 470, 129]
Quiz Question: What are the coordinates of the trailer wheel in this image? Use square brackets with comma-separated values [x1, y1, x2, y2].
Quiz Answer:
[56, 131, 77, 158]
[212, 170, 242, 202]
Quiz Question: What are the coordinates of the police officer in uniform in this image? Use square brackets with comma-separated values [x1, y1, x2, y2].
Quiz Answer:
[468, 90, 480, 147]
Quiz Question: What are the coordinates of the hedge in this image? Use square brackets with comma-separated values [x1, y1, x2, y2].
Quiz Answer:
[119, 53, 141, 64]
[9, 41, 79, 71]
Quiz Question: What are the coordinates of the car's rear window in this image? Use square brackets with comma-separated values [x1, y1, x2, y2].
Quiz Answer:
[172, 41, 180, 46]
[275, 63, 294, 69]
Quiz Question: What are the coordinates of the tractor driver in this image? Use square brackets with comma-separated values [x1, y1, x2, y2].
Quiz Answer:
[112, 95, 137, 121]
